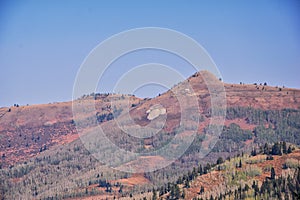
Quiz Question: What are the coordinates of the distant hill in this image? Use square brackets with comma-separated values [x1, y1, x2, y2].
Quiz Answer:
[0, 70, 300, 199]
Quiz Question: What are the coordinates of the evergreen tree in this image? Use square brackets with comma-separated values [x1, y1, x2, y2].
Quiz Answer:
[159, 186, 164, 196]
[282, 141, 287, 154]
[177, 176, 183, 184]
[271, 142, 282, 155]
[118, 185, 123, 193]
[271, 167, 276, 180]
[251, 148, 257, 156]
[173, 184, 180, 199]
[199, 186, 204, 194]
[287, 145, 292, 154]
[263, 143, 269, 155]
[217, 157, 224, 165]
[152, 188, 157, 200]
[184, 180, 190, 188]
[198, 164, 203, 175]
[252, 180, 256, 189]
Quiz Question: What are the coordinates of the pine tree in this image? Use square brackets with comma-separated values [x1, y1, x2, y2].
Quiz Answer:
[251, 148, 257, 156]
[287, 145, 292, 154]
[239, 159, 242, 168]
[252, 180, 256, 189]
[174, 184, 180, 199]
[184, 180, 190, 188]
[198, 164, 203, 175]
[271, 167, 276, 180]
[282, 141, 287, 154]
[264, 143, 269, 155]
[217, 157, 224, 165]
[199, 186, 204, 194]
[159, 186, 164, 196]
[152, 188, 157, 200]
[271, 142, 282, 155]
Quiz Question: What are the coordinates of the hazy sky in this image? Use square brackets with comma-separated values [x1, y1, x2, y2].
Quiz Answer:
[1, 0, 299, 107]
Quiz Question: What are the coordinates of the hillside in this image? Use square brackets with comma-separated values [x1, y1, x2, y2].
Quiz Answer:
[0, 70, 300, 199]
[0, 94, 141, 167]
[154, 144, 300, 200]
[1, 71, 299, 168]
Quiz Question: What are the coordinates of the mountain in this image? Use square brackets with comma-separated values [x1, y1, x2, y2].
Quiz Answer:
[0, 70, 300, 199]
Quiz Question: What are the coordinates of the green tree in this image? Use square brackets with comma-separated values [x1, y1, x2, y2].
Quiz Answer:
[271, 142, 282, 155]
[239, 159, 242, 168]
[271, 167, 276, 180]
[251, 148, 257, 156]
[159, 186, 164, 196]
[217, 157, 224, 165]
[198, 165, 203, 175]
[264, 143, 269, 155]
[170, 184, 180, 199]
[152, 188, 157, 200]
[118, 185, 123, 193]
[199, 186, 204, 194]
[288, 145, 292, 154]
[282, 141, 287, 154]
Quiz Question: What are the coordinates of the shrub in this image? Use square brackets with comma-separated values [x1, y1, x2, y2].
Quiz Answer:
[246, 155, 266, 164]
[284, 158, 300, 169]
[245, 166, 262, 177]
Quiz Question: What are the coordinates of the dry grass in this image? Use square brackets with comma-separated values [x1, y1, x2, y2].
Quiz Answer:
[246, 155, 266, 164]
[244, 165, 262, 177]
[114, 174, 150, 186]
[285, 158, 300, 169]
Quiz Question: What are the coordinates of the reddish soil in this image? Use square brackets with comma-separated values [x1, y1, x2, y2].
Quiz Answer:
[113, 173, 150, 186]
[186, 170, 224, 199]
[1, 71, 299, 168]
[116, 155, 167, 173]
[186, 149, 300, 200]
[0, 95, 141, 167]
[224, 118, 256, 130]
[255, 150, 300, 182]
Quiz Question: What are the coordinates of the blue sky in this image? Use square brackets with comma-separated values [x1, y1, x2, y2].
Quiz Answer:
[0, 0, 299, 106]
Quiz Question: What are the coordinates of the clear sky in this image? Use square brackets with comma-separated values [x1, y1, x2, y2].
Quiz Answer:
[0, 0, 299, 107]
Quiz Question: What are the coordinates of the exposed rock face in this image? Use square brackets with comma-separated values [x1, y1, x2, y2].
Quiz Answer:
[146, 104, 167, 120]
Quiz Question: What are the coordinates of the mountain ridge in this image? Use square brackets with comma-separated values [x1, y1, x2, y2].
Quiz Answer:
[1, 71, 300, 167]
[1, 70, 300, 199]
